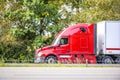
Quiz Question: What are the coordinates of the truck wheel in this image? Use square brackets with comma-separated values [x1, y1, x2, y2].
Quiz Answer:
[115, 57, 120, 64]
[45, 56, 57, 64]
[102, 56, 114, 64]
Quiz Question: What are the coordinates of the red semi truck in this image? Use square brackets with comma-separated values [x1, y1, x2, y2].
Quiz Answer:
[34, 21, 120, 64]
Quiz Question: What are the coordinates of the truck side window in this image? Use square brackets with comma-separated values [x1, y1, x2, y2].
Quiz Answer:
[60, 38, 68, 45]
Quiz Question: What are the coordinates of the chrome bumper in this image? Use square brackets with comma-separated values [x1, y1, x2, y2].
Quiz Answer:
[34, 57, 45, 63]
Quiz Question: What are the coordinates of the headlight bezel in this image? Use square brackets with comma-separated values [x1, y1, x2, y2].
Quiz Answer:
[38, 52, 43, 57]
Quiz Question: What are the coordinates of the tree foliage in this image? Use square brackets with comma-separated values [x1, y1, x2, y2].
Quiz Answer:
[0, 0, 61, 62]
[64, 0, 120, 23]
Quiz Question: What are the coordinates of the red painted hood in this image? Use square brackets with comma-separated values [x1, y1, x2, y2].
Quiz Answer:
[36, 45, 55, 53]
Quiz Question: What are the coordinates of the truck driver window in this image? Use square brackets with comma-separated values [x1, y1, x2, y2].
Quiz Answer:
[60, 38, 68, 45]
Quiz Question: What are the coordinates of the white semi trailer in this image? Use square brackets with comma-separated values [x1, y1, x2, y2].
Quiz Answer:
[97, 21, 120, 64]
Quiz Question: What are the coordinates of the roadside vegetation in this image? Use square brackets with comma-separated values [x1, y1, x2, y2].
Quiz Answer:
[0, 0, 120, 63]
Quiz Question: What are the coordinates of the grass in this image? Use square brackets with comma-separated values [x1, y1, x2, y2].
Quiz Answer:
[0, 62, 5, 67]
[0, 63, 120, 67]
[0, 63, 87, 67]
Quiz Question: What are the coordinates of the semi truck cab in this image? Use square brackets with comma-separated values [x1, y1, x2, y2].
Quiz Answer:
[34, 23, 96, 64]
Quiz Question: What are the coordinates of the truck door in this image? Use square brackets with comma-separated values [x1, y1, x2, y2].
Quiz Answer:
[56, 37, 71, 58]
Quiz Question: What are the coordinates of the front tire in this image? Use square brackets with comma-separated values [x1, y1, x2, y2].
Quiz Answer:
[102, 56, 114, 64]
[45, 56, 57, 64]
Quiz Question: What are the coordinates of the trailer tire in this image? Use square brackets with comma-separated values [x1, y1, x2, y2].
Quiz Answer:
[115, 57, 120, 64]
[45, 55, 57, 64]
[102, 56, 114, 64]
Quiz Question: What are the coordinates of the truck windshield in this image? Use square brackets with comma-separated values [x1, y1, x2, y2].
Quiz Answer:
[52, 38, 60, 46]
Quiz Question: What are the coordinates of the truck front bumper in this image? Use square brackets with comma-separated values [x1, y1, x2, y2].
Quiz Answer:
[34, 57, 45, 63]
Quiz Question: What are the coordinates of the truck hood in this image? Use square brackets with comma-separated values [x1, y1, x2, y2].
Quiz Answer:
[37, 45, 55, 53]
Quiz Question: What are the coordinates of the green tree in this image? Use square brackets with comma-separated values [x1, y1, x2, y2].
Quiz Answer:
[52, 0, 120, 23]
[0, 0, 61, 62]
[69, 0, 120, 23]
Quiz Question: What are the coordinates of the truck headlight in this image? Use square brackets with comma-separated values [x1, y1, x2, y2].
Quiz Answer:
[38, 52, 43, 57]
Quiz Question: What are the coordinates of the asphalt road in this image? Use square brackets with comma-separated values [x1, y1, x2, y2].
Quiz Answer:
[0, 67, 120, 80]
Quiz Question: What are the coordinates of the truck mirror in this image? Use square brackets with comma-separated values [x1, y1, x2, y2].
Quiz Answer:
[80, 27, 86, 32]
[58, 44, 61, 47]
[39, 46, 43, 50]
